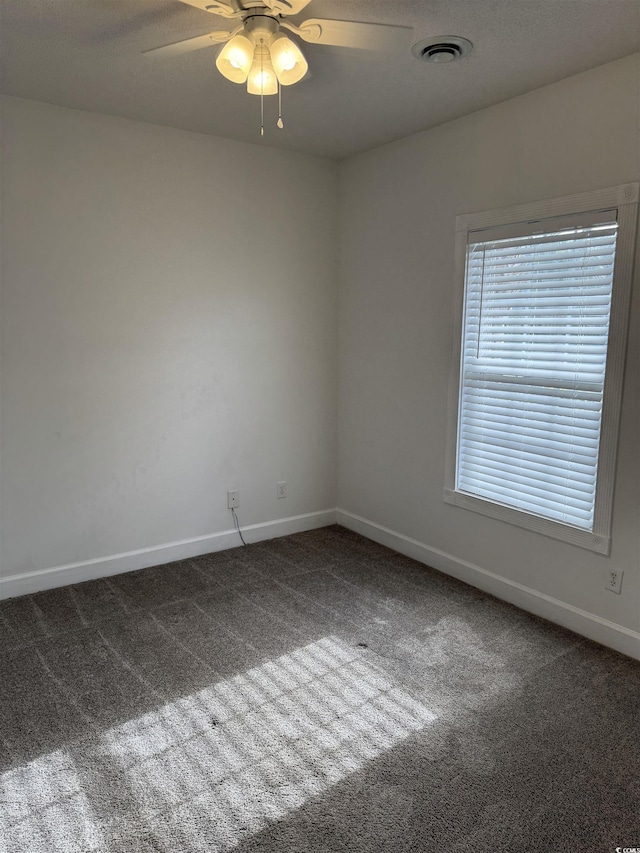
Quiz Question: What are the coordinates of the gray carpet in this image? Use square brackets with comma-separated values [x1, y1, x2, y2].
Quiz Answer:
[1, 526, 638, 853]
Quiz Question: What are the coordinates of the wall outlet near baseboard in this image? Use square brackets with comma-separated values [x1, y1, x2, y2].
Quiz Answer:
[227, 490, 239, 509]
[277, 481, 287, 499]
[605, 568, 623, 594]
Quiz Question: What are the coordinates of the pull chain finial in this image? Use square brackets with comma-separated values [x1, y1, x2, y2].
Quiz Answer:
[277, 81, 284, 129]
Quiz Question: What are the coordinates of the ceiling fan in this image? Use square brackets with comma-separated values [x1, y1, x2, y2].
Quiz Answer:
[145, 0, 410, 130]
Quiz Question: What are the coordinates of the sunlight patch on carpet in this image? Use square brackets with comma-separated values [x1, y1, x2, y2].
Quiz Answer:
[1, 636, 436, 852]
[0, 750, 103, 852]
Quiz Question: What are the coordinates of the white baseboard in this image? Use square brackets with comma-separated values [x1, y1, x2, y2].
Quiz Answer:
[0, 509, 337, 600]
[5, 506, 638, 661]
[336, 508, 640, 662]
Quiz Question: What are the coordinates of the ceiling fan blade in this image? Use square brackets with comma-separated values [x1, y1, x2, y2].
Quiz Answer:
[293, 18, 411, 52]
[177, 0, 243, 18]
[263, 0, 314, 15]
[143, 30, 232, 57]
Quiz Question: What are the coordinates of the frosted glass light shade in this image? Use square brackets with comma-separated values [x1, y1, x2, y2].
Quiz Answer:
[269, 34, 307, 85]
[247, 45, 278, 95]
[216, 34, 254, 83]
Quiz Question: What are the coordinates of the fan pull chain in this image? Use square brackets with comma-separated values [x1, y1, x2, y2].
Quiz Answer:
[260, 38, 264, 137]
[277, 81, 284, 129]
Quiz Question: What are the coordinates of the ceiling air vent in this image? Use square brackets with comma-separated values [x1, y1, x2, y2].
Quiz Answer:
[411, 36, 473, 64]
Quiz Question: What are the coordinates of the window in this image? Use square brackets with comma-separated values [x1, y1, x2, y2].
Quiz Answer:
[445, 184, 638, 553]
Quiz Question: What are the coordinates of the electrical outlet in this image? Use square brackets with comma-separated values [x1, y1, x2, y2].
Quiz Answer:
[277, 481, 287, 499]
[605, 568, 623, 594]
[227, 490, 239, 509]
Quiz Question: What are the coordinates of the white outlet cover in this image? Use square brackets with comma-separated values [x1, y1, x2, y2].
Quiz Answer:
[604, 568, 623, 594]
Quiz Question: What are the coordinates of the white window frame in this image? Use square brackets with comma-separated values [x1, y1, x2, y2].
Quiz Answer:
[444, 183, 639, 555]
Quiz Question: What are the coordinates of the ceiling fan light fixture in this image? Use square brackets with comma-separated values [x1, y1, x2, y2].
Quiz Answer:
[146, 1, 418, 132]
[247, 44, 278, 95]
[216, 32, 254, 82]
[269, 33, 308, 85]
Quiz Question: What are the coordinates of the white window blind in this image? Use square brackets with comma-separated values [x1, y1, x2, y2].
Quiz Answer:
[456, 215, 619, 531]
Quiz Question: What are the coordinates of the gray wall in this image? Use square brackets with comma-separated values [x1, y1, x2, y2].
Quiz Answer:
[337, 54, 640, 636]
[1, 96, 339, 581]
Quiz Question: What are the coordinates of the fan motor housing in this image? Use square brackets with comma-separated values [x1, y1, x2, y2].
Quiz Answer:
[411, 36, 473, 63]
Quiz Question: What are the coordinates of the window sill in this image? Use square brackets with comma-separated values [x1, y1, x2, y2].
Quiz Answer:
[443, 487, 610, 554]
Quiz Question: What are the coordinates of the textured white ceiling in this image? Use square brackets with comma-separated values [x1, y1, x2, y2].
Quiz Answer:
[1, 0, 639, 158]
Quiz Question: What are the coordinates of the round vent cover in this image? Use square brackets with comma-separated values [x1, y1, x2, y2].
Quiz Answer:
[411, 36, 473, 63]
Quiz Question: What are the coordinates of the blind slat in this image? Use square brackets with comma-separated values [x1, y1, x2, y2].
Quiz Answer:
[460, 411, 601, 441]
[460, 439, 598, 476]
[459, 448, 596, 485]
[462, 399, 601, 425]
[458, 469, 595, 511]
